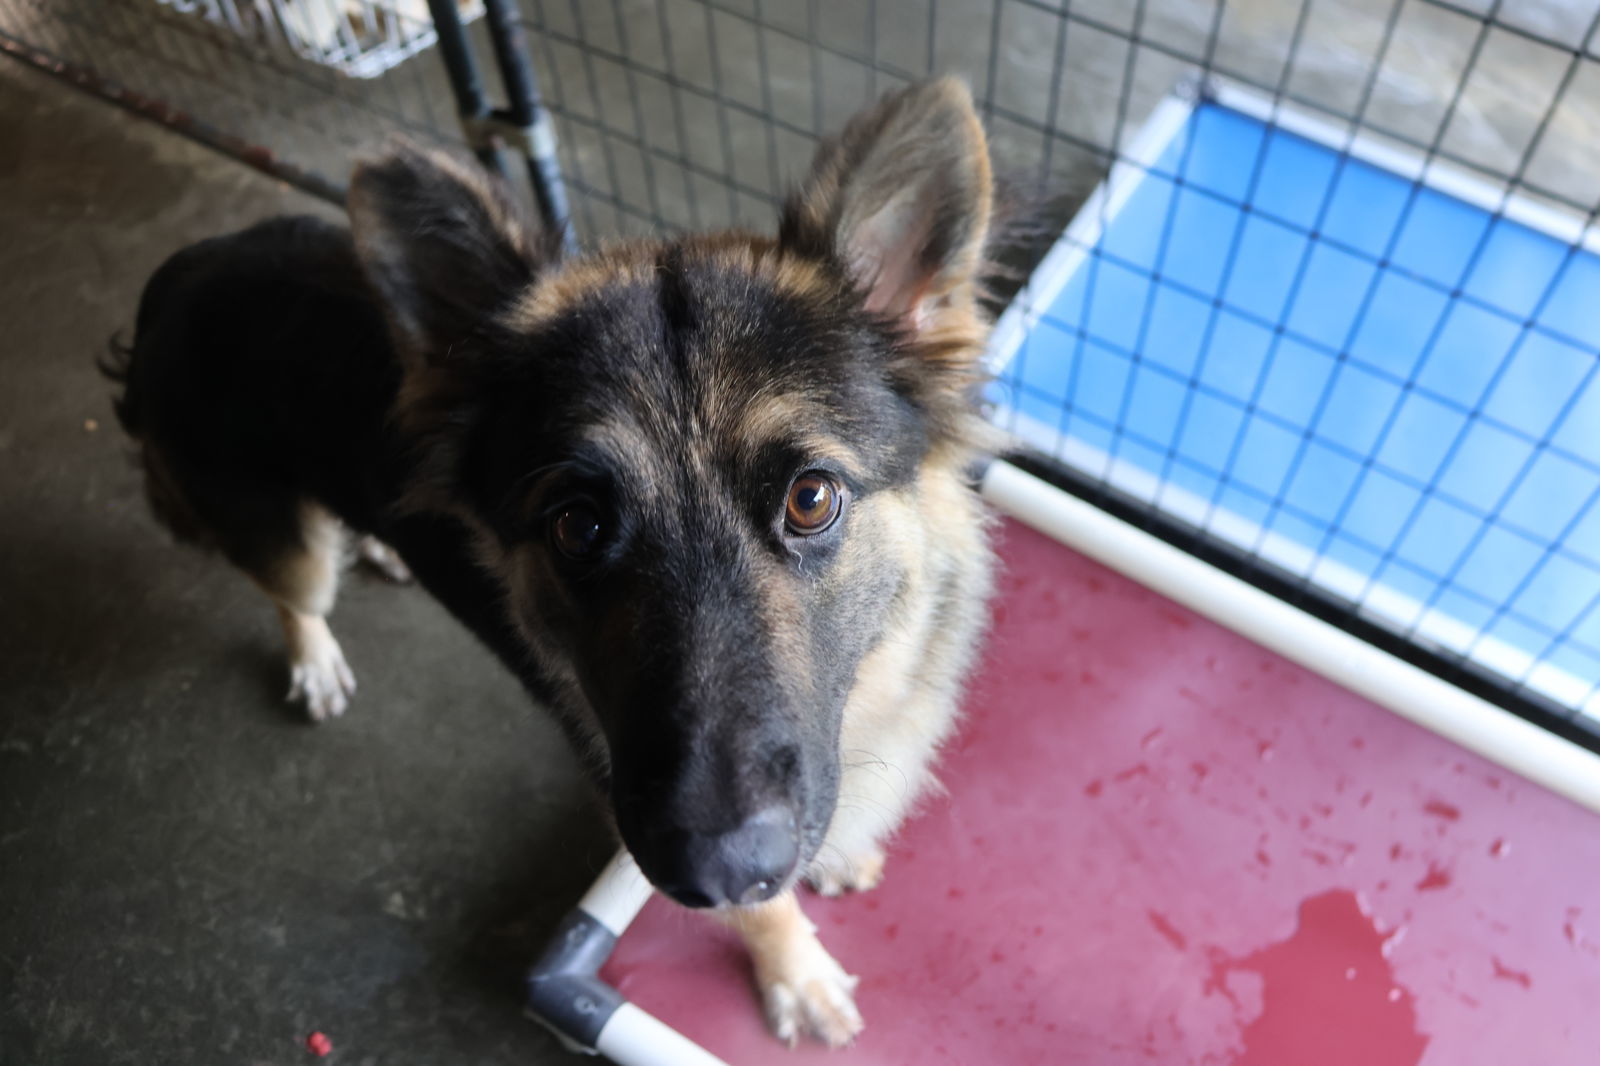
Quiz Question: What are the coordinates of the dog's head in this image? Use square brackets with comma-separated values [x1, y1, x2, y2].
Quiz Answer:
[350, 80, 994, 908]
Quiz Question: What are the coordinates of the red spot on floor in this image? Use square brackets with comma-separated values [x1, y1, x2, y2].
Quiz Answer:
[884, 923, 899, 941]
[1489, 838, 1509, 859]
[1147, 910, 1188, 951]
[1209, 891, 1428, 1066]
[1191, 761, 1210, 781]
[1256, 850, 1272, 867]
[1423, 800, 1462, 822]
[1491, 957, 1532, 989]
[1257, 740, 1275, 762]
[1141, 726, 1164, 749]
[305, 1031, 332, 1057]
[1084, 778, 1104, 797]
[1416, 862, 1452, 892]
[1115, 763, 1151, 783]
[1160, 607, 1193, 629]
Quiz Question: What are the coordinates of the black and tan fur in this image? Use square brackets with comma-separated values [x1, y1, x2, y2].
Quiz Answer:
[106, 79, 999, 1046]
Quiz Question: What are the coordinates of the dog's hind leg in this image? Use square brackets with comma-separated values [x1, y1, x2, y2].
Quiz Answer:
[245, 503, 357, 722]
[355, 534, 413, 584]
[727, 890, 864, 1048]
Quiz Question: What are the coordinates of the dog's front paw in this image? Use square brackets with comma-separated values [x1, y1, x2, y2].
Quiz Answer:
[287, 638, 356, 721]
[806, 845, 886, 897]
[756, 937, 864, 1048]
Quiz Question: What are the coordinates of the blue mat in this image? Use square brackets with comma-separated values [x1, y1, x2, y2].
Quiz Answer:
[994, 99, 1600, 715]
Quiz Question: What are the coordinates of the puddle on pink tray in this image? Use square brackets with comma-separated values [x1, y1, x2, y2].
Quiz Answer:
[1208, 890, 1429, 1066]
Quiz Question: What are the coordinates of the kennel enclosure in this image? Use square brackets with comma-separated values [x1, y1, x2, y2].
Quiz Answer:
[5, 1, 1600, 1063]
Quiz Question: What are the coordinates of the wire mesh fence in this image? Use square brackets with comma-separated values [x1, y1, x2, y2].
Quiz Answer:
[3, 0, 1598, 743]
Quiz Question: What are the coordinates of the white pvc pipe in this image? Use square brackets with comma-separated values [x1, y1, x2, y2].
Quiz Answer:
[595, 1003, 736, 1066]
[579, 848, 656, 938]
[981, 460, 1600, 816]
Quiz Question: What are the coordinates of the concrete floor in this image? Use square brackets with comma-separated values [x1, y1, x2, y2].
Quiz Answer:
[0, 61, 604, 1066]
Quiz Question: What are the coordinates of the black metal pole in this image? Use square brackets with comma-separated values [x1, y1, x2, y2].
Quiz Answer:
[480, 0, 578, 253]
[424, 0, 501, 174]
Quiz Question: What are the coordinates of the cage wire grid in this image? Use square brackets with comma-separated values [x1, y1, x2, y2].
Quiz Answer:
[4, 0, 1600, 746]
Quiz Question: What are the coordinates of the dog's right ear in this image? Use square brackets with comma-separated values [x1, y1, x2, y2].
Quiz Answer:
[348, 141, 544, 359]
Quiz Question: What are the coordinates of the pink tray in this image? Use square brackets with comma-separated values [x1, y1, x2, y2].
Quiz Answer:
[601, 519, 1600, 1065]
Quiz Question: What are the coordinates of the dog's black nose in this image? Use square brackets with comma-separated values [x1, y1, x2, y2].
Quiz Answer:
[655, 806, 798, 908]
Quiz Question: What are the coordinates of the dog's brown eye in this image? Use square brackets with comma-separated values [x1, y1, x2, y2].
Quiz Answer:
[551, 502, 604, 560]
[785, 473, 842, 535]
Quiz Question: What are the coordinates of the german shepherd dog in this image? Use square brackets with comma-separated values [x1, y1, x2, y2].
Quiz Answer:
[106, 79, 998, 1046]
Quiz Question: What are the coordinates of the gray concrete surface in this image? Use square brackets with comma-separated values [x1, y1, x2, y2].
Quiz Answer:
[0, 60, 604, 1066]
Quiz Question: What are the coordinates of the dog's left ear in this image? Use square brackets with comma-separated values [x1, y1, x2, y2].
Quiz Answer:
[779, 78, 992, 331]
[348, 140, 546, 361]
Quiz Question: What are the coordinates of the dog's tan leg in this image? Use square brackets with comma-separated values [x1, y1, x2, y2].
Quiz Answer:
[806, 844, 887, 897]
[275, 606, 356, 721]
[727, 890, 863, 1048]
[250, 503, 356, 722]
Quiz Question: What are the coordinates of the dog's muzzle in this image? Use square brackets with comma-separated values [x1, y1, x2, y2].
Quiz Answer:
[644, 806, 799, 908]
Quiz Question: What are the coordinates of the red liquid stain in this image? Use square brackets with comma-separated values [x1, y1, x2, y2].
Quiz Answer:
[1257, 740, 1275, 762]
[1210, 891, 1428, 1066]
[884, 923, 899, 942]
[1416, 862, 1452, 892]
[1302, 849, 1332, 867]
[1114, 763, 1151, 784]
[1491, 957, 1532, 989]
[1423, 799, 1462, 822]
[1160, 607, 1193, 629]
[1141, 726, 1165, 749]
[1256, 850, 1272, 868]
[1351, 737, 1367, 750]
[1147, 909, 1188, 951]
[1360, 791, 1374, 808]
[1084, 779, 1105, 798]
[1191, 761, 1211, 781]
[1080, 669, 1098, 685]
[1489, 838, 1509, 859]
[1389, 843, 1406, 861]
